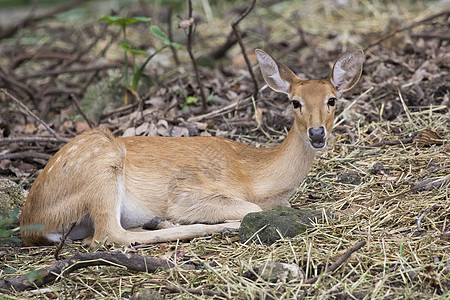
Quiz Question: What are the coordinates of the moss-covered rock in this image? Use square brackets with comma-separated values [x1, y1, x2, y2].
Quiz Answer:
[0, 179, 27, 217]
[337, 171, 362, 185]
[239, 206, 327, 245]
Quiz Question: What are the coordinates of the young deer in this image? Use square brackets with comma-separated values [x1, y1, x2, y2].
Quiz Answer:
[20, 49, 364, 246]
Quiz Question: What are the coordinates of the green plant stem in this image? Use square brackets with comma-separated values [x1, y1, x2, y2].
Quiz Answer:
[122, 25, 129, 87]
[131, 45, 168, 90]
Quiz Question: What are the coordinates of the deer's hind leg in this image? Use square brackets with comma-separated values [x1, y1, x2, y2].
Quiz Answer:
[166, 190, 262, 225]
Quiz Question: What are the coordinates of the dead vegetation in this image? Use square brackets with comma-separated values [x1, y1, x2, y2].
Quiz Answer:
[0, 0, 449, 299]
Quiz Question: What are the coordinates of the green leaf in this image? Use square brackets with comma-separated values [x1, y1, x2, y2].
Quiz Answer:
[150, 25, 168, 41]
[133, 16, 152, 23]
[121, 43, 146, 56]
[186, 96, 198, 105]
[130, 49, 147, 55]
[121, 43, 147, 55]
[120, 43, 131, 51]
[206, 92, 214, 102]
[100, 16, 151, 27]
[170, 42, 182, 50]
[26, 269, 43, 284]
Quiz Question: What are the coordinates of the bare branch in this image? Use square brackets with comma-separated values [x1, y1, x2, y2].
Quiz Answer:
[1, 89, 62, 141]
[231, 0, 258, 100]
[185, 0, 208, 112]
[0, 136, 70, 145]
[0, 251, 178, 291]
[70, 94, 97, 129]
[304, 240, 367, 285]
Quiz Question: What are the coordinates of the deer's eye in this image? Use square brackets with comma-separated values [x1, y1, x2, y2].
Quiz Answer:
[291, 100, 301, 109]
[327, 97, 337, 107]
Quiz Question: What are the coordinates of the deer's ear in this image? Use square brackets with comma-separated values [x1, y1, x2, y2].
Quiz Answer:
[329, 50, 364, 98]
[256, 49, 298, 96]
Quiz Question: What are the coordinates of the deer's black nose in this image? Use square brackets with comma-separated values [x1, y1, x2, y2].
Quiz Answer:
[308, 126, 326, 149]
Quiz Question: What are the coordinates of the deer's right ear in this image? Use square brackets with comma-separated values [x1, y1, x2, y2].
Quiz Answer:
[255, 49, 298, 96]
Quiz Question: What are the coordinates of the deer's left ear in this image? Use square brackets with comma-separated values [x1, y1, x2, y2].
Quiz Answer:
[329, 50, 364, 98]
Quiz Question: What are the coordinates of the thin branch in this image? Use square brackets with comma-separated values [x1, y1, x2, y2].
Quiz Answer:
[231, 0, 258, 100]
[411, 32, 450, 40]
[185, 0, 208, 112]
[0, 70, 38, 101]
[54, 222, 77, 260]
[209, 30, 247, 60]
[17, 63, 120, 80]
[167, 7, 180, 65]
[0, 251, 178, 291]
[0, 89, 62, 140]
[132, 280, 225, 297]
[62, 23, 109, 69]
[365, 9, 450, 51]
[0, 136, 70, 145]
[0, 152, 52, 161]
[70, 94, 96, 128]
[304, 240, 367, 285]
[363, 137, 414, 148]
[0, 0, 92, 40]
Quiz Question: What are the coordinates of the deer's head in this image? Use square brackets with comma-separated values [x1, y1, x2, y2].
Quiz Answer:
[256, 49, 364, 149]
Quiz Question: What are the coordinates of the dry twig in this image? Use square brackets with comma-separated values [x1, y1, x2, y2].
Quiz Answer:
[0, 0, 91, 40]
[0, 252, 178, 292]
[231, 0, 258, 100]
[54, 222, 77, 260]
[1, 89, 62, 140]
[0, 136, 70, 145]
[70, 94, 96, 129]
[304, 240, 367, 285]
[132, 280, 225, 298]
[184, 0, 207, 112]
[365, 9, 450, 51]
[0, 152, 52, 161]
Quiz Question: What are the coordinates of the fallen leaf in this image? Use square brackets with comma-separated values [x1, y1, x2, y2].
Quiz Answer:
[171, 126, 189, 137]
[414, 129, 443, 147]
[444, 144, 450, 153]
[178, 17, 194, 29]
[75, 121, 90, 133]
[135, 122, 149, 136]
[122, 127, 136, 137]
[157, 119, 169, 136]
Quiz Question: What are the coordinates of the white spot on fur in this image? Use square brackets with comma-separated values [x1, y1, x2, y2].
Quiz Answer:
[68, 144, 79, 153]
[79, 152, 91, 163]
[47, 165, 54, 173]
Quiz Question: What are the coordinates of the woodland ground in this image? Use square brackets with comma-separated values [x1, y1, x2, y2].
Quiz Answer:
[0, 0, 449, 299]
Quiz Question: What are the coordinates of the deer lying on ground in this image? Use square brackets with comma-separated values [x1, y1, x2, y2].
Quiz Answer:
[20, 49, 364, 246]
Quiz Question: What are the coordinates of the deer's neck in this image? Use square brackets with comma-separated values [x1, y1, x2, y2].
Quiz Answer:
[252, 125, 316, 208]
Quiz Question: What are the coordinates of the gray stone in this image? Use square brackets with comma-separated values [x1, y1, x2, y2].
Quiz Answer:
[246, 262, 305, 283]
[130, 289, 163, 300]
[239, 206, 326, 245]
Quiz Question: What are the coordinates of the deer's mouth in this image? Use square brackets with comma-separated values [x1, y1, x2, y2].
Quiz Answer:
[309, 137, 326, 149]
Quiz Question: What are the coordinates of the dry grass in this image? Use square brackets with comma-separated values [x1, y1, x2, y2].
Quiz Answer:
[1, 0, 449, 299]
